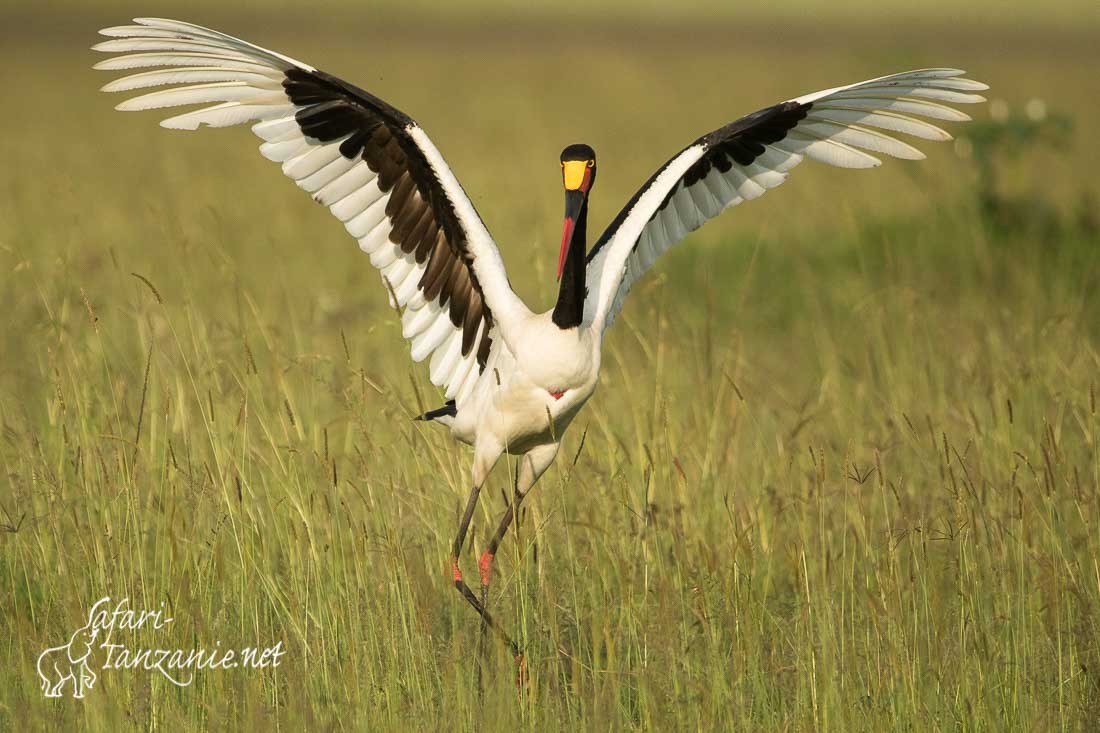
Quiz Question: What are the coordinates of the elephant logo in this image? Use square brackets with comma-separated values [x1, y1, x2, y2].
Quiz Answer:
[37, 622, 99, 698]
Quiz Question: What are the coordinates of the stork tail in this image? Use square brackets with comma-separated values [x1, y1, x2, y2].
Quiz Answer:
[414, 400, 457, 422]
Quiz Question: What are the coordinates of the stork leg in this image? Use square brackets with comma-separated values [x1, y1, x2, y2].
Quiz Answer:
[473, 443, 561, 682]
[474, 496, 522, 690]
[476, 444, 560, 596]
[451, 481, 520, 655]
[477, 501, 518, 616]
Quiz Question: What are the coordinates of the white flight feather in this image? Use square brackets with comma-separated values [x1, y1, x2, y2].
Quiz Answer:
[585, 69, 986, 331]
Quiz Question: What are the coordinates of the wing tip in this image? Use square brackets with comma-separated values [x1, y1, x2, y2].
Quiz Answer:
[159, 116, 198, 130]
[100, 77, 136, 93]
[131, 17, 185, 28]
[953, 74, 990, 92]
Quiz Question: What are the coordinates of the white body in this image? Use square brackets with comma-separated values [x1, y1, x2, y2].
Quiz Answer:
[447, 309, 600, 484]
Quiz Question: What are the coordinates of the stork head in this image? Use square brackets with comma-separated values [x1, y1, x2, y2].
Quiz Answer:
[558, 143, 596, 280]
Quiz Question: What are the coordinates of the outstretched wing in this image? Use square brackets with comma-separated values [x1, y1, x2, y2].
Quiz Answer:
[584, 69, 987, 331]
[94, 18, 526, 405]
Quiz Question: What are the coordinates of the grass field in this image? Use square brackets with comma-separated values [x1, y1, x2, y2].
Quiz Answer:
[2, 4, 1099, 730]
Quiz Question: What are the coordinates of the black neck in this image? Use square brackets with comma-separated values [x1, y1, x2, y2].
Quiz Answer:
[552, 200, 587, 329]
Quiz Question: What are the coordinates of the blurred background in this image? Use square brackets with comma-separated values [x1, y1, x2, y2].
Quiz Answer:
[2, 1, 1099, 729]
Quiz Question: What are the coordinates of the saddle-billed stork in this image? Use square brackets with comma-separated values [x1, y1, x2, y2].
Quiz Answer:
[93, 18, 987, 653]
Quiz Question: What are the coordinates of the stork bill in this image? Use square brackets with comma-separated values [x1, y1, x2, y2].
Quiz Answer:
[93, 17, 988, 653]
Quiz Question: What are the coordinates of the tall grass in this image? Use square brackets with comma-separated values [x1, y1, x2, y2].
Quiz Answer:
[1, 20, 1098, 731]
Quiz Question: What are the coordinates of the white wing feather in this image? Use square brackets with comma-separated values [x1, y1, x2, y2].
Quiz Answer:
[95, 18, 524, 405]
[585, 69, 986, 331]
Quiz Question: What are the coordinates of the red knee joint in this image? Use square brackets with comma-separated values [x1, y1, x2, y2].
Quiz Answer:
[478, 551, 494, 586]
[451, 557, 463, 583]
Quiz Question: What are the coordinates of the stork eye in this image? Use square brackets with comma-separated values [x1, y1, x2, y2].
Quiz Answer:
[586, 160, 594, 168]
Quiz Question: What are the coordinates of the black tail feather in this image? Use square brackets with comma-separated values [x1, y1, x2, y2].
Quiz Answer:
[414, 400, 457, 422]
